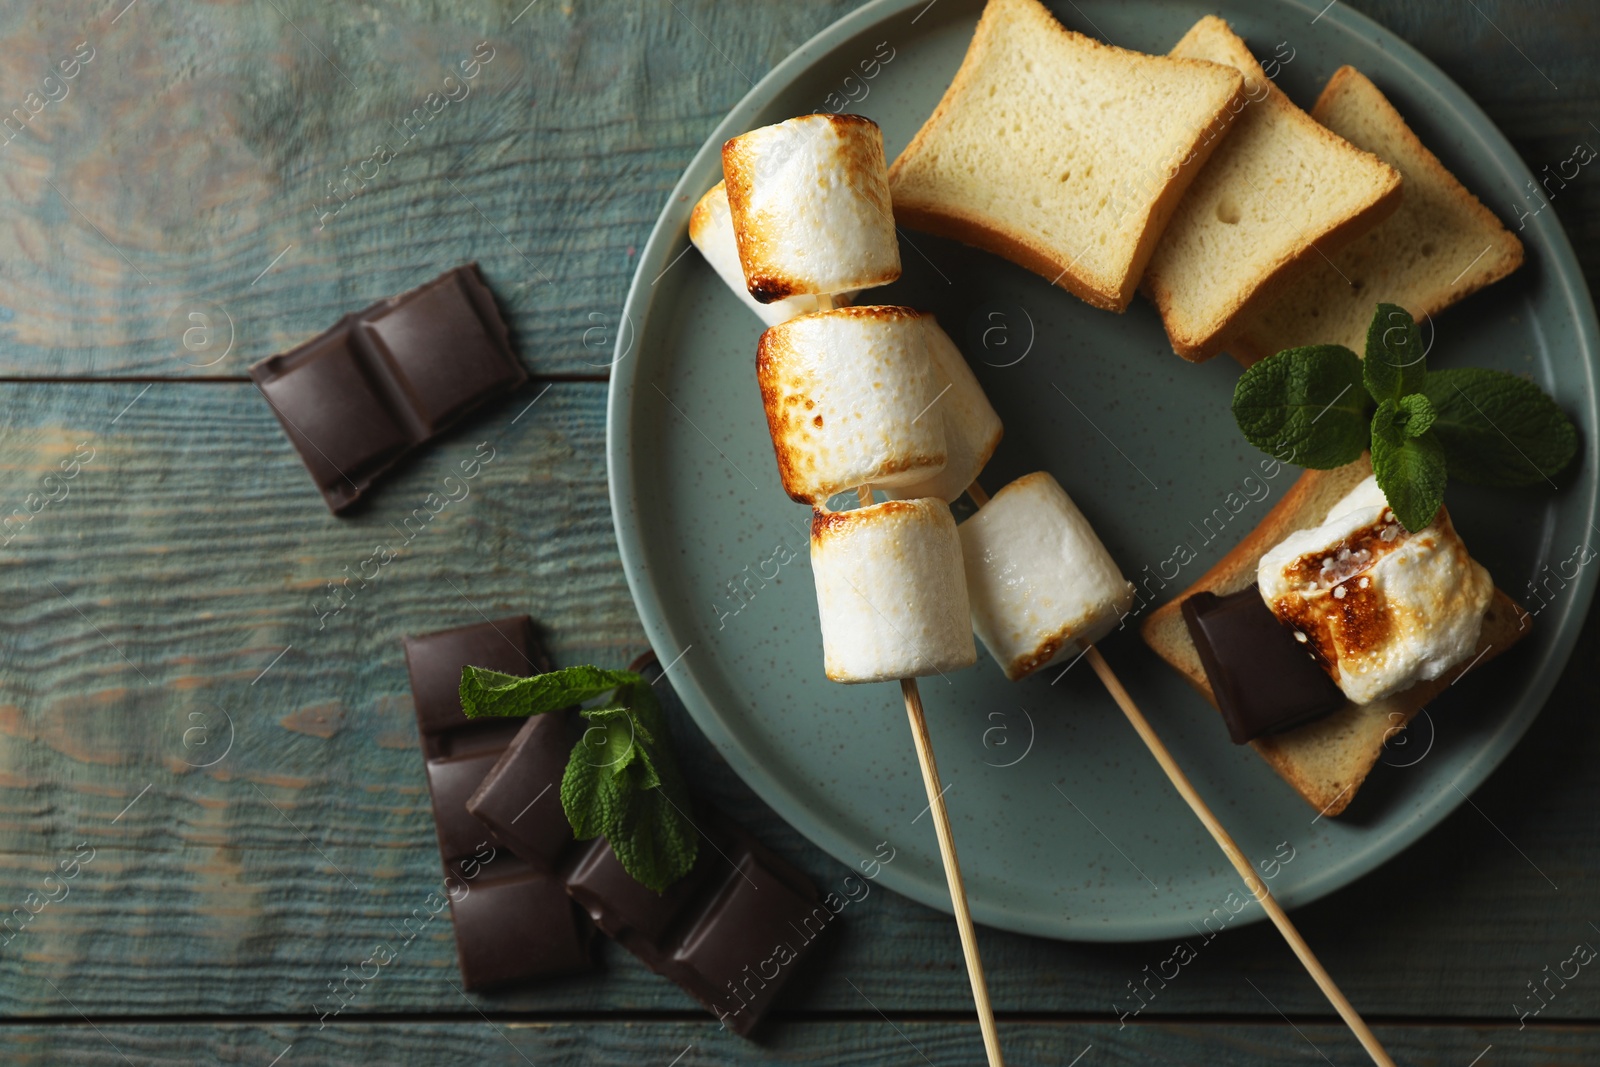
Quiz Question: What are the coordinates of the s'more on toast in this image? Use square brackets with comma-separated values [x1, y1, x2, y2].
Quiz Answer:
[1141, 455, 1529, 816]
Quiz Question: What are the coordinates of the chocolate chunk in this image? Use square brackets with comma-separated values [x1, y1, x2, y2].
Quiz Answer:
[404, 615, 547, 745]
[566, 811, 832, 1036]
[252, 264, 526, 513]
[450, 867, 591, 990]
[465, 711, 578, 872]
[669, 840, 833, 1035]
[401, 616, 592, 988]
[1181, 586, 1346, 744]
[567, 822, 724, 957]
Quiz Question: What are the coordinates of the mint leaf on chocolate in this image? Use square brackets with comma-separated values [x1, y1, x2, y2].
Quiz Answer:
[1363, 301, 1428, 403]
[460, 664, 641, 718]
[1232, 344, 1370, 469]
[1371, 397, 1448, 531]
[1421, 367, 1578, 488]
[463, 664, 699, 893]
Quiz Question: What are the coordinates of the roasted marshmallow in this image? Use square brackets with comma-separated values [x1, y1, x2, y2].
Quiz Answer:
[1256, 475, 1493, 704]
[721, 114, 901, 302]
[960, 472, 1135, 681]
[688, 182, 846, 326]
[811, 498, 976, 683]
[884, 318, 1003, 503]
[757, 306, 948, 504]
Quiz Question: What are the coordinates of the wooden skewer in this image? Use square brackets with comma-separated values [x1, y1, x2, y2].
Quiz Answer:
[1085, 647, 1395, 1067]
[963, 480, 1392, 1067]
[901, 676, 1006, 1067]
[857, 483, 1005, 1067]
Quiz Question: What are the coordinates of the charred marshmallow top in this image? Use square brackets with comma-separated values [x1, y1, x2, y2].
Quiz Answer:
[1256, 475, 1492, 704]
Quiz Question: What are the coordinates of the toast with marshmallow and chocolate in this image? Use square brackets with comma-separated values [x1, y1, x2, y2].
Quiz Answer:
[1141, 455, 1529, 816]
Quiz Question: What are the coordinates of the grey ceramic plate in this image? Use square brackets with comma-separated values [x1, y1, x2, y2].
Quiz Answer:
[606, 0, 1599, 940]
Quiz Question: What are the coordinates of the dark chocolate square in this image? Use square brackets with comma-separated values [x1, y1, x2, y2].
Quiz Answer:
[427, 751, 507, 868]
[250, 264, 525, 514]
[402, 616, 547, 739]
[568, 833, 721, 949]
[1181, 586, 1346, 744]
[360, 270, 522, 428]
[450, 870, 592, 989]
[670, 850, 834, 1035]
[465, 712, 578, 872]
[254, 323, 411, 512]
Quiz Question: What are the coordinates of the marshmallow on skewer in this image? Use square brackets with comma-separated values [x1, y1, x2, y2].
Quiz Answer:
[758, 306, 948, 504]
[722, 114, 901, 303]
[960, 472, 1135, 681]
[811, 498, 977, 683]
[884, 318, 1003, 503]
[689, 182, 849, 326]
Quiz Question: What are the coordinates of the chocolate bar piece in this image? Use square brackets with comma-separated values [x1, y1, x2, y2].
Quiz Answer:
[570, 818, 831, 1035]
[1181, 586, 1345, 744]
[466, 711, 580, 871]
[401, 616, 592, 989]
[252, 264, 526, 513]
[466, 650, 832, 1035]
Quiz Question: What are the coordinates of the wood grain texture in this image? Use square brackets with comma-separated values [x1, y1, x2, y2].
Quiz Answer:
[0, 0, 1597, 1058]
[0, 382, 1596, 1027]
[0, 0, 1592, 377]
[1, 1020, 1598, 1065]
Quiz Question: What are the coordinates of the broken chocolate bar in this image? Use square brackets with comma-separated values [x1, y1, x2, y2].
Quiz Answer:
[1181, 585, 1346, 744]
[401, 615, 592, 989]
[466, 651, 833, 1034]
[253, 264, 526, 513]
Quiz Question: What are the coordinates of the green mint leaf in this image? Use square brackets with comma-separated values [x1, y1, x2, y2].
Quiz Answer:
[1421, 367, 1578, 487]
[459, 664, 644, 719]
[1371, 399, 1448, 531]
[1363, 303, 1427, 403]
[1232, 345, 1370, 469]
[605, 781, 698, 894]
[1397, 393, 1436, 437]
[556, 676, 698, 893]
[572, 705, 647, 778]
[560, 742, 621, 840]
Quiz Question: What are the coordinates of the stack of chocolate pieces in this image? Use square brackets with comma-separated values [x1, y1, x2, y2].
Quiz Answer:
[402, 617, 835, 1034]
[252, 264, 527, 513]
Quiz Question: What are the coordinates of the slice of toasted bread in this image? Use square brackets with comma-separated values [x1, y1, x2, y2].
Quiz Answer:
[1227, 66, 1525, 366]
[1140, 455, 1530, 816]
[1143, 18, 1403, 362]
[886, 0, 1245, 312]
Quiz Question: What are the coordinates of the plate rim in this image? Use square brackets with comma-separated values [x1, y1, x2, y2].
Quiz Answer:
[606, 0, 1600, 941]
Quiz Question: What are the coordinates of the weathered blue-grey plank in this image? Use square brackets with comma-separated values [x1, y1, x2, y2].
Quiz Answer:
[0, 0, 1593, 376]
[0, 1019, 1595, 1065]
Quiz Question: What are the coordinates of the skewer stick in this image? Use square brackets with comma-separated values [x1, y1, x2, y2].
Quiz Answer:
[963, 479, 1390, 1066]
[857, 482, 1005, 1067]
[1084, 646, 1396, 1067]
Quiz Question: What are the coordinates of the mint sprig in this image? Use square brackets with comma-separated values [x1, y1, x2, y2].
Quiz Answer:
[1422, 368, 1578, 488]
[1232, 303, 1578, 531]
[459, 664, 698, 893]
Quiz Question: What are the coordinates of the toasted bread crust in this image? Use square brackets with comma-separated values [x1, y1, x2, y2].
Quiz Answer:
[1140, 456, 1530, 816]
[1144, 19, 1404, 361]
[1225, 66, 1525, 367]
[886, 0, 1245, 311]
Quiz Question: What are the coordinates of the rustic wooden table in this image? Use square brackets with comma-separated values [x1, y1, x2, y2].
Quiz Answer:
[1, 0, 1596, 1062]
